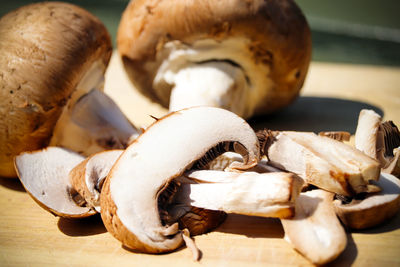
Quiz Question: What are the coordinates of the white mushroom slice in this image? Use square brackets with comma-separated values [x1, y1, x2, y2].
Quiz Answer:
[334, 172, 400, 229]
[15, 147, 94, 218]
[69, 150, 123, 212]
[0, 2, 139, 178]
[173, 170, 303, 219]
[355, 109, 400, 177]
[259, 130, 381, 196]
[281, 189, 347, 265]
[117, 0, 311, 119]
[100, 107, 260, 254]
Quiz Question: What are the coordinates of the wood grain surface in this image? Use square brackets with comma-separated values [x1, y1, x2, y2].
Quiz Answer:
[1, 51, 399, 266]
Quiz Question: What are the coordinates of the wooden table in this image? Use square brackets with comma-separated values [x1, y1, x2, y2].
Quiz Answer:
[1, 52, 399, 266]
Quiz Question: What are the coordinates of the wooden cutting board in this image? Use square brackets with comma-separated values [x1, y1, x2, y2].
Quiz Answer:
[1, 51, 399, 266]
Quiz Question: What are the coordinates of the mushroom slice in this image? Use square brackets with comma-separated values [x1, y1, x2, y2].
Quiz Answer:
[69, 149, 123, 212]
[318, 131, 351, 142]
[172, 170, 303, 219]
[355, 109, 400, 177]
[100, 106, 260, 254]
[281, 189, 347, 265]
[117, 0, 311, 119]
[15, 147, 95, 218]
[334, 172, 400, 229]
[258, 130, 381, 196]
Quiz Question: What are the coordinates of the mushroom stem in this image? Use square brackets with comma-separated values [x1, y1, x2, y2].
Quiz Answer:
[167, 61, 249, 116]
[171, 170, 303, 219]
[48, 60, 140, 155]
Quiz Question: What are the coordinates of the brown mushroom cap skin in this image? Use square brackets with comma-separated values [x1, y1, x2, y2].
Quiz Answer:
[118, 0, 311, 115]
[0, 2, 112, 177]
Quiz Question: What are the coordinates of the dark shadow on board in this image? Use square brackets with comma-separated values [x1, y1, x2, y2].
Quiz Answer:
[58, 213, 107, 236]
[249, 96, 383, 133]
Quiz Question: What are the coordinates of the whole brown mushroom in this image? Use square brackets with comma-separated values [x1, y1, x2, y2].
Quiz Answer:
[0, 2, 139, 178]
[117, 0, 311, 118]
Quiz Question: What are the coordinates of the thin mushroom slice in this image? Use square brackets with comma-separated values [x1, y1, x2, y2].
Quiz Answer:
[69, 149, 124, 212]
[281, 189, 347, 265]
[334, 172, 400, 229]
[172, 170, 303, 219]
[258, 129, 381, 196]
[100, 106, 260, 254]
[318, 131, 351, 142]
[15, 147, 95, 218]
[355, 109, 400, 177]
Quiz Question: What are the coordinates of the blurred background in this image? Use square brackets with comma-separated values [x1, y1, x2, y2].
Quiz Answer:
[1, 0, 399, 67]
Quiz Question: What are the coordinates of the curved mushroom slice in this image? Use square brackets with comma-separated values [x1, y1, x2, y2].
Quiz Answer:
[100, 106, 260, 254]
[334, 173, 400, 229]
[0, 2, 139, 178]
[173, 170, 303, 219]
[318, 131, 351, 142]
[281, 189, 347, 265]
[15, 147, 95, 218]
[69, 149, 124, 212]
[258, 130, 381, 196]
[118, 0, 311, 119]
[355, 109, 400, 177]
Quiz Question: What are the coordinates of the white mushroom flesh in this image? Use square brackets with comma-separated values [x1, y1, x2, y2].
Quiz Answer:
[281, 189, 347, 265]
[265, 131, 380, 195]
[15, 147, 94, 217]
[152, 38, 272, 118]
[105, 106, 260, 252]
[50, 60, 140, 154]
[173, 170, 303, 219]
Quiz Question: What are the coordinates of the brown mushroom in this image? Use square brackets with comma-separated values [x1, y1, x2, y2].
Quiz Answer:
[257, 129, 381, 196]
[15, 147, 95, 218]
[281, 189, 347, 265]
[0, 2, 139, 178]
[117, 0, 311, 118]
[100, 107, 261, 255]
[334, 172, 400, 229]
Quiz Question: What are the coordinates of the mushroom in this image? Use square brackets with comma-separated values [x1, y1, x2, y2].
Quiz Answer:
[0, 2, 139, 178]
[117, 0, 311, 118]
[100, 106, 263, 254]
[281, 189, 347, 265]
[334, 172, 400, 229]
[355, 109, 400, 176]
[15, 147, 95, 218]
[69, 149, 124, 212]
[257, 129, 381, 196]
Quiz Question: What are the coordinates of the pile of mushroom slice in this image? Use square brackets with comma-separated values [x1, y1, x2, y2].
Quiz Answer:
[14, 107, 400, 265]
[0, 2, 140, 178]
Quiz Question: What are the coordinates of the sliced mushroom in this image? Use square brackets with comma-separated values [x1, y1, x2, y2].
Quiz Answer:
[257, 130, 381, 196]
[334, 172, 400, 229]
[171, 170, 303, 219]
[318, 131, 351, 142]
[117, 0, 311, 118]
[0, 2, 139, 178]
[100, 107, 260, 254]
[15, 147, 95, 218]
[69, 149, 124, 212]
[281, 189, 347, 265]
[355, 109, 400, 176]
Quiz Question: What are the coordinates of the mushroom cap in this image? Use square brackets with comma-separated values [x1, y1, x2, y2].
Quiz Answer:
[117, 0, 311, 117]
[0, 2, 112, 177]
[334, 172, 400, 229]
[15, 147, 95, 218]
[100, 106, 260, 253]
